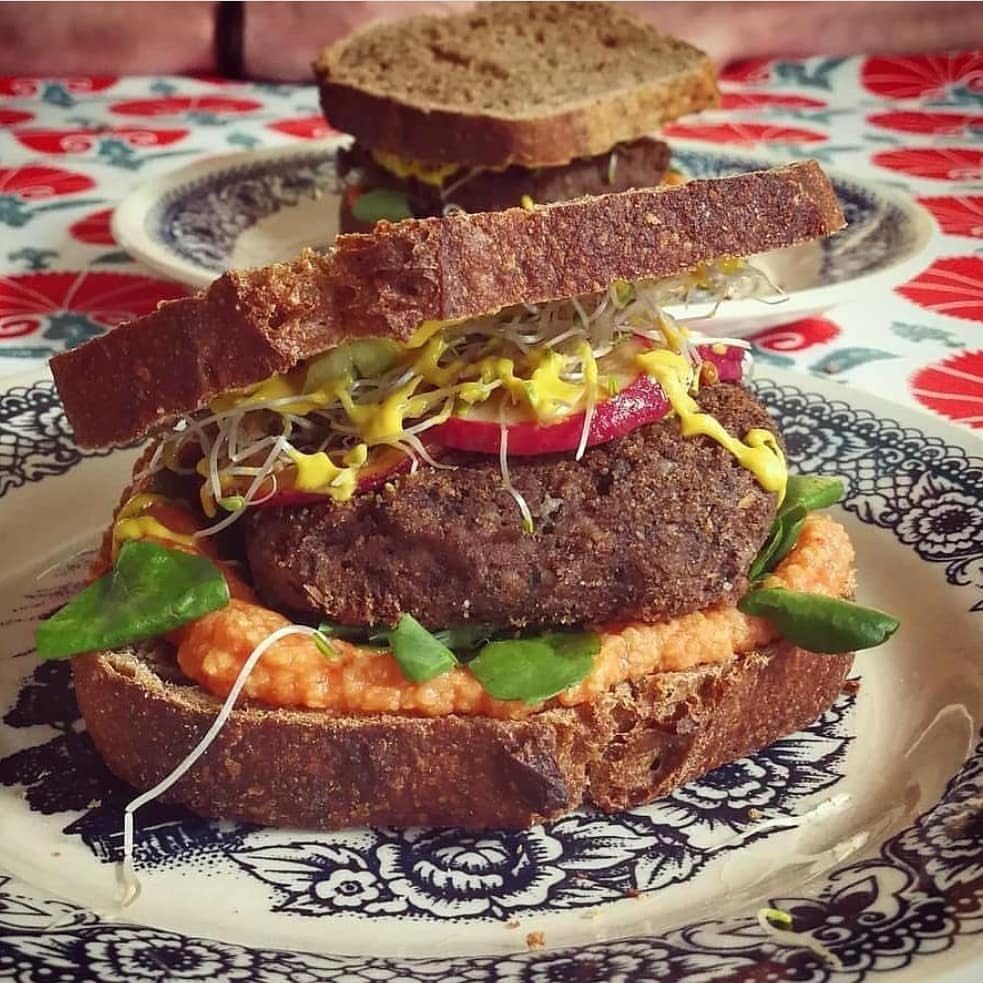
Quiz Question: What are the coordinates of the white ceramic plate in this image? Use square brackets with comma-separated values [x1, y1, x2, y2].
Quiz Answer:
[0, 366, 981, 981]
[111, 140, 937, 338]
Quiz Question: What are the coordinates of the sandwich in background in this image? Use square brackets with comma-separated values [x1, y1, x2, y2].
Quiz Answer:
[314, 1, 719, 230]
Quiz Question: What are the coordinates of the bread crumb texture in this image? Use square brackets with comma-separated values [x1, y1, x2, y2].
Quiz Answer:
[323, 2, 703, 116]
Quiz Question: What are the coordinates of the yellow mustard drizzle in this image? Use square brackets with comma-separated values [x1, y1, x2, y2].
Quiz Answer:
[112, 493, 197, 558]
[370, 151, 459, 187]
[287, 443, 367, 496]
[636, 349, 787, 501]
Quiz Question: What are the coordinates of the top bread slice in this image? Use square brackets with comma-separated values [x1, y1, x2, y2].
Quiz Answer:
[314, 1, 719, 168]
[50, 161, 844, 450]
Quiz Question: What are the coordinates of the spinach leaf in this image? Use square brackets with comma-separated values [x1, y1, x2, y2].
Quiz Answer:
[317, 620, 389, 651]
[388, 613, 457, 682]
[738, 588, 899, 653]
[433, 623, 500, 651]
[35, 541, 229, 660]
[468, 632, 600, 704]
[750, 475, 844, 581]
[749, 516, 787, 582]
[784, 475, 845, 514]
[762, 502, 809, 576]
[351, 188, 412, 224]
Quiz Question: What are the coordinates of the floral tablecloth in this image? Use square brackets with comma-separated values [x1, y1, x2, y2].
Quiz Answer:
[1, 53, 982, 432]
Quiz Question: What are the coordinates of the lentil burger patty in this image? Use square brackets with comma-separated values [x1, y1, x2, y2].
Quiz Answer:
[244, 385, 780, 630]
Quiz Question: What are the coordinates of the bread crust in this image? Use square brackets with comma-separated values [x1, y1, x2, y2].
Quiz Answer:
[51, 162, 844, 450]
[314, 4, 719, 167]
[73, 640, 852, 829]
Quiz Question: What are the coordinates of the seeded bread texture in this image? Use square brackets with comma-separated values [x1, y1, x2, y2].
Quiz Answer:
[50, 161, 844, 450]
[315, 2, 719, 167]
[73, 639, 853, 829]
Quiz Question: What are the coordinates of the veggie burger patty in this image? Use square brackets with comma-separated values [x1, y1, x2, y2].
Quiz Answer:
[243, 384, 779, 629]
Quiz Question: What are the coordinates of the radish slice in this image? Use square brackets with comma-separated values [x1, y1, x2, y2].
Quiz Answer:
[430, 344, 747, 457]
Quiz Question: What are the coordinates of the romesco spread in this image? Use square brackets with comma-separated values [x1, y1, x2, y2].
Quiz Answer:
[176, 514, 854, 719]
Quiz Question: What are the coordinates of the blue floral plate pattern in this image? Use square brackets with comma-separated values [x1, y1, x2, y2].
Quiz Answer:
[110, 140, 936, 339]
[0, 366, 980, 982]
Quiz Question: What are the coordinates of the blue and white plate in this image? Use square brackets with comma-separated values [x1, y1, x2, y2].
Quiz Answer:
[0, 367, 980, 982]
[111, 140, 937, 338]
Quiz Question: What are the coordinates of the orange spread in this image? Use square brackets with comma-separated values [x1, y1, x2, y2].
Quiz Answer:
[176, 514, 854, 719]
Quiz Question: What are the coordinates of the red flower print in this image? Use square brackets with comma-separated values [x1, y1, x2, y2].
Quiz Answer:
[873, 147, 983, 181]
[661, 121, 826, 145]
[267, 116, 337, 140]
[0, 165, 95, 201]
[109, 95, 262, 116]
[0, 272, 186, 348]
[0, 108, 33, 127]
[15, 127, 189, 155]
[910, 350, 983, 429]
[720, 59, 774, 84]
[917, 196, 983, 238]
[861, 54, 983, 100]
[719, 92, 827, 110]
[897, 256, 983, 323]
[69, 208, 116, 246]
[750, 317, 840, 352]
[0, 76, 117, 98]
[867, 111, 983, 136]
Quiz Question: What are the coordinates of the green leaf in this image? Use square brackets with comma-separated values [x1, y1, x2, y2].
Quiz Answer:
[783, 475, 844, 514]
[766, 503, 809, 574]
[432, 623, 500, 652]
[351, 188, 412, 224]
[468, 632, 600, 704]
[35, 541, 229, 660]
[750, 475, 844, 581]
[317, 620, 388, 650]
[748, 520, 785, 582]
[387, 613, 457, 682]
[738, 588, 899, 653]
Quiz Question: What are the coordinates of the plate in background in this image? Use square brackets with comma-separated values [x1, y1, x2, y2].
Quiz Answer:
[111, 140, 936, 338]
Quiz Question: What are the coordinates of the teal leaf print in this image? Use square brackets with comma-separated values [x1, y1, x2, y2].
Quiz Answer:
[226, 132, 261, 150]
[890, 322, 963, 349]
[7, 248, 59, 271]
[774, 57, 850, 91]
[811, 348, 899, 375]
[93, 250, 133, 265]
[42, 312, 105, 348]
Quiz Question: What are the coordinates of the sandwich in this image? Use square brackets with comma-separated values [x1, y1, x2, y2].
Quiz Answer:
[38, 162, 899, 831]
[314, 2, 718, 230]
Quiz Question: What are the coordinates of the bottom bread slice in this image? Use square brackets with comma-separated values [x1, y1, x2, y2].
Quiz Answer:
[73, 640, 853, 829]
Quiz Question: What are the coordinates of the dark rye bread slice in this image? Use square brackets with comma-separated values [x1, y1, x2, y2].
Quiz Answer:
[314, 2, 719, 167]
[51, 161, 844, 449]
[73, 640, 853, 829]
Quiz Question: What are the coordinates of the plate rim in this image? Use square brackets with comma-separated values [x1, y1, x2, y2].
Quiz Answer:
[109, 139, 938, 317]
[0, 363, 981, 982]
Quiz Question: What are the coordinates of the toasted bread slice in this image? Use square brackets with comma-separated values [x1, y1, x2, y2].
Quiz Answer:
[51, 162, 844, 450]
[314, 2, 719, 167]
[73, 639, 852, 829]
